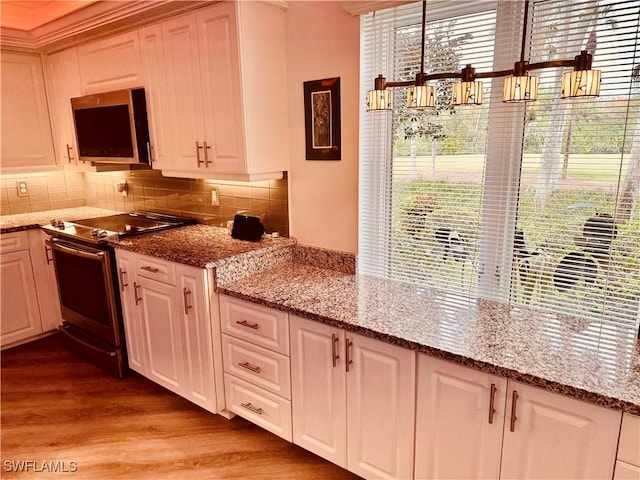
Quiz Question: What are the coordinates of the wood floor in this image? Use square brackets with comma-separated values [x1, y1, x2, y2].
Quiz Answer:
[1, 334, 361, 479]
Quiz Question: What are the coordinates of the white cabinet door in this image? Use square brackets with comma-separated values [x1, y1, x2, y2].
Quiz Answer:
[115, 250, 147, 375]
[0, 249, 43, 346]
[77, 31, 143, 94]
[137, 276, 185, 394]
[196, 2, 245, 174]
[161, 13, 206, 171]
[1, 52, 56, 170]
[501, 381, 620, 480]
[346, 332, 416, 480]
[138, 24, 171, 170]
[177, 264, 217, 412]
[44, 48, 85, 168]
[415, 355, 506, 480]
[30, 230, 61, 333]
[290, 315, 347, 468]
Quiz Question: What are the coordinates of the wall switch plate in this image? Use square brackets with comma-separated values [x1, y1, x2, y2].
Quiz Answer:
[17, 181, 28, 196]
[211, 187, 220, 206]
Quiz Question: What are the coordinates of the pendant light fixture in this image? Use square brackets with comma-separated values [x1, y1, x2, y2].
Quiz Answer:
[367, 0, 602, 111]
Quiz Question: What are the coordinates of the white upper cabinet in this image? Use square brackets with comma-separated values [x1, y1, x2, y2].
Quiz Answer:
[44, 47, 91, 170]
[77, 31, 143, 94]
[146, 1, 288, 181]
[1, 51, 56, 171]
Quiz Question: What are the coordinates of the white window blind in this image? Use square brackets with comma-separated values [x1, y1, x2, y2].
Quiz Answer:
[359, 0, 640, 342]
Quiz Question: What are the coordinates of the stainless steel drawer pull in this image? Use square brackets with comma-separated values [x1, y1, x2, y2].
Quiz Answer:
[183, 288, 192, 314]
[196, 141, 204, 167]
[141, 266, 160, 273]
[236, 319, 259, 330]
[119, 268, 129, 291]
[331, 333, 340, 367]
[345, 338, 353, 372]
[488, 383, 497, 424]
[66, 144, 74, 162]
[146, 141, 153, 166]
[44, 245, 53, 265]
[133, 282, 142, 305]
[510, 390, 519, 432]
[240, 402, 263, 415]
[238, 361, 261, 374]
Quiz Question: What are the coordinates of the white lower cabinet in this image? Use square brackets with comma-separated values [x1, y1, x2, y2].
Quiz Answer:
[1, 230, 61, 348]
[416, 354, 621, 480]
[220, 295, 292, 441]
[290, 314, 416, 480]
[614, 413, 640, 479]
[415, 355, 506, 479]
[115, 249, 221, 413]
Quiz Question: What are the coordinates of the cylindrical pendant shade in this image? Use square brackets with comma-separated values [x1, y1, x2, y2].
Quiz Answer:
[503, 75, 539, 102]
[366, 89, 392, 111]
[561, 70, 601, 98]
[452, 81, 483, 105]
[406, 85, 436, 108]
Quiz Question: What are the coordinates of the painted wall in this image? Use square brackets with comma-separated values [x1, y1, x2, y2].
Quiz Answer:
[285, 2, 360, 254]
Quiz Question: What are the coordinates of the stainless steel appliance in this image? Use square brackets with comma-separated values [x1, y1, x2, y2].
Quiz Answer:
[42, 212, 195, 377]
[71, 88, 150, 167]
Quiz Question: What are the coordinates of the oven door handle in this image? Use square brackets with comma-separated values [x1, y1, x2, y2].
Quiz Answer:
[57, 325, 116, 357]
[51, 240, 105, 261]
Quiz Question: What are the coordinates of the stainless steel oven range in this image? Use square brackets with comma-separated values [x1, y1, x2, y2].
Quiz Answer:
[41, 212, 195, 377]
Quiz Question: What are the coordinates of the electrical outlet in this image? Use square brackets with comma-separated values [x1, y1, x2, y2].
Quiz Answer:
[16, 181, 28, 196]
[211, 187, 220, 206]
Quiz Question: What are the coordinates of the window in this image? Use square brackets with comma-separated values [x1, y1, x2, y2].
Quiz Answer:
[359, 0, 640, 346]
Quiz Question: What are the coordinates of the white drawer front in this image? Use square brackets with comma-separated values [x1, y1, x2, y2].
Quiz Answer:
[222, 334, 291, 399]
[614, 461, 640, 480]
[0, 232, 28, 253]
[224, 374, 292, 441]
[220, 295, 289, 354]
[135, 255, 175, 285]
[619, 413, 640, 466]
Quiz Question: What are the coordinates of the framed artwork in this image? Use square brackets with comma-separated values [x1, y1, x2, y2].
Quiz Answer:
[303, 77, 341, 160]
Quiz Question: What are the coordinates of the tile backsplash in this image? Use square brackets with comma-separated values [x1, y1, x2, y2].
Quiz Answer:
[0, 169, 289, 237]
[84, 169, 289, 237]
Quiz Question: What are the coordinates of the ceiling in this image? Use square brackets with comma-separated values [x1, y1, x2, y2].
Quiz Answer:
[0, 1, 99, 31]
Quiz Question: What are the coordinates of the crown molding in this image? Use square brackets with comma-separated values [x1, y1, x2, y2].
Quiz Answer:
[339, 0, 415, 16]
[0, 1, 215, 53]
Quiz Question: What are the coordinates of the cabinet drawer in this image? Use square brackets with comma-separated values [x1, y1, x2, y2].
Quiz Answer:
[0, 232, 28, 253]
[619, 413, 640, 466]
[135, 256, 175, 285]
[220, 296, 289, 354]
[222, 334, 291, 399]
[224, 374, 292, 441]
[614, 461, 640, 480]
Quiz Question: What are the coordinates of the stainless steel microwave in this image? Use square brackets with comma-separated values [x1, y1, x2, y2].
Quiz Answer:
[71, 87, 150, 166]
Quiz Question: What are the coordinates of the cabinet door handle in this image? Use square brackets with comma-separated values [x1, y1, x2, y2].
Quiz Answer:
[146, 141, 154, 166]
[240, 402, 263, 415]
[236, 319, 259, 330]
[196, 141, 204, 167]
[141, 266, 159, 273]
[119, 268, 129, 291]
[345, 338, 353, 372]
[331, 333, 340, 367]
[203, 141, 212, 166]
[44, 245, 53, 265]
[510, 390, 519, 432]
[488, 383, 497, 424]
[65, 143, 74, 162]
[183, 288, 193, 315]
[133, 282, 142, 305]
[238, 361, 261, 374]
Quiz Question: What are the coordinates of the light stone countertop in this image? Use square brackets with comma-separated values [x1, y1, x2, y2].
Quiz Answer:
[0, 207, 123, 233]
[218, 261, 640, 415]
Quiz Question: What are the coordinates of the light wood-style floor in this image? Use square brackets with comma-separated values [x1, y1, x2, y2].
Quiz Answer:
[1, 334, 361, 479]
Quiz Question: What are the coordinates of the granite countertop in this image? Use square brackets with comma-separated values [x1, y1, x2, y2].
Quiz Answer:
[111, 224, 295, 270]
[218, 261, 640, 415]
[0, 207, 123, 233]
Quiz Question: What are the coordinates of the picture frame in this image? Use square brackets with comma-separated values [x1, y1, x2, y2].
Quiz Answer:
[303, 77, 341, 160]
